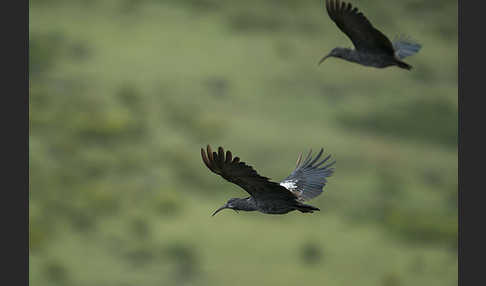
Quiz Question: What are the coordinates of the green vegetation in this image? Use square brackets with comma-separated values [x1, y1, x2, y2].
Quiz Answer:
[30, 0, 457, 285]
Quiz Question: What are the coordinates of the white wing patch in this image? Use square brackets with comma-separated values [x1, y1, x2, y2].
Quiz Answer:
[280, 179, 298, 190]
[280, 179, 305, 200]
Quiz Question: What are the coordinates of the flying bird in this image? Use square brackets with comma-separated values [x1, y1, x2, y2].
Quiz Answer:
[201, 145, 335, 216]
[319, 0, 421, 70]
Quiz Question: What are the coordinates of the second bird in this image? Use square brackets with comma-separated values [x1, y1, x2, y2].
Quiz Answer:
[319, 0, 421, 70]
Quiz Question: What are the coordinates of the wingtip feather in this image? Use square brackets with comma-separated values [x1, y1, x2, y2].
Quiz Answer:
[295, 152, 303, 168]
[207, 145, 214, 162]
[225, 150, 232, 163]
[218, 146, 225, 162]
[302, 149, 313, 167]
[201, 147, 213, 171]
[308, 148, 324, 167]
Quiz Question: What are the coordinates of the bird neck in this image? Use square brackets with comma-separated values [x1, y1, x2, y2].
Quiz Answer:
[337, 48, 361, 62]
[233, 197, 258, 212]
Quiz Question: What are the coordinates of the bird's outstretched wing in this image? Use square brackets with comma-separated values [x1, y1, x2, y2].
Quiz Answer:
[326, 0, 395, 55]
[280, 148, 335, 201]
[201, 145, 298, 201]
[392, 35, 422, 59]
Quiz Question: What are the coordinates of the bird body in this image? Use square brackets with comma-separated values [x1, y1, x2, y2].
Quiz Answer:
[320, 47, 409, 69]
[201, 145, 335, 216]
[225, 196, 316, 215]
[320, 0, 421, 70]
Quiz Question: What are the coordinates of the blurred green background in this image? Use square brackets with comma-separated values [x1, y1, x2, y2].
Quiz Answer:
[29, 0, 457, 285]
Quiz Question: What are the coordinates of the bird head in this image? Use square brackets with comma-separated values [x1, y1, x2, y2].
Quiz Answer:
[318, 47, 350, 65]
[211, 198, 242, 216]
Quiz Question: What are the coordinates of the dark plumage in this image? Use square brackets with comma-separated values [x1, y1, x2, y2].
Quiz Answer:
[319, 0, 421, 70]
[201, 145, 335, 216]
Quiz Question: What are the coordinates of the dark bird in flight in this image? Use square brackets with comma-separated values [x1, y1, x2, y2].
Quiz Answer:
[201, 145, 335, 216]
[319, 0, 421, 70]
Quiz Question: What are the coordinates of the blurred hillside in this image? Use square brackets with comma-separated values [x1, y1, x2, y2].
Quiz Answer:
[29, 0, 457, 286]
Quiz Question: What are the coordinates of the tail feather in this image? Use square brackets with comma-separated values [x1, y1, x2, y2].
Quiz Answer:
[296, 204, 320, 213]
[395, 60, 412, 70]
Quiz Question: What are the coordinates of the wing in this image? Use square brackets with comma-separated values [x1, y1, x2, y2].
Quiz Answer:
[201, 145, 298, 201]
[326, 0, 395, 55]
[392, 35, 422, 59]
[280, 148, 335, 201]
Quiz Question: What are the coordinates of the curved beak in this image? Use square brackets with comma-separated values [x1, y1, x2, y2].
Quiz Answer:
[211, 204, 229, 216]
[318, 54, 331, 65]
